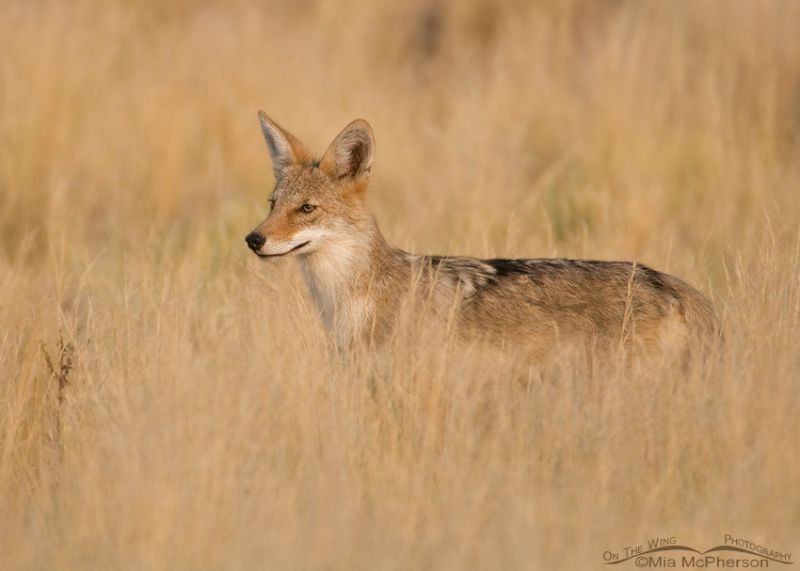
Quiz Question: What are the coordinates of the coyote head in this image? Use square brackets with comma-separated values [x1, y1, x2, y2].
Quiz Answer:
[245, 111, 375, 259]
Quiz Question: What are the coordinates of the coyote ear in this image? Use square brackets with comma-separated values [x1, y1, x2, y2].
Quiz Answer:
[257, 111, 308, 180]
[320, 119, 374, 182]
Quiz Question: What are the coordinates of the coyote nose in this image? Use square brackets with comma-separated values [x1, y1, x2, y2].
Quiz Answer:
[245, 232, 266, 251]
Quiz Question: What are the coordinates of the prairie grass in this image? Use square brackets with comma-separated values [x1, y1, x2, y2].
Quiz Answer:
[1, 0, 798, 569]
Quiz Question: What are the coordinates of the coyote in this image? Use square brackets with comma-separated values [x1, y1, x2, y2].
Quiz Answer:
[245, 112, 717, 361]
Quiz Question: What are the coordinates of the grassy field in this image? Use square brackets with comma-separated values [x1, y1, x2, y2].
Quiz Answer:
[1, 0, 799, 569]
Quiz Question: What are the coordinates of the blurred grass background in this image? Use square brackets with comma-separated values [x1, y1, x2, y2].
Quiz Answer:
[1, 0, 799, 569]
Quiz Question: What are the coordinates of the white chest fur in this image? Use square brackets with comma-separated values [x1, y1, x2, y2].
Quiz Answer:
[297, 238, 374, 347]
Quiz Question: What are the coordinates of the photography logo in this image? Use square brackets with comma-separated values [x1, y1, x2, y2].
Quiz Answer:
[603, 535, 793, 568]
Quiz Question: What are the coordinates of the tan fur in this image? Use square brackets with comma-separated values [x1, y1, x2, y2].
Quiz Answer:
[246, 113, 719, 364]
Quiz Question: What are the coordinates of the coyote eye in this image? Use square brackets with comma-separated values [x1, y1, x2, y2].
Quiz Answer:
[300, 203, 316, 214]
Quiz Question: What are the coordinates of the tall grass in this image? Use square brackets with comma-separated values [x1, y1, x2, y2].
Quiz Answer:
[1, 0, 798, 569]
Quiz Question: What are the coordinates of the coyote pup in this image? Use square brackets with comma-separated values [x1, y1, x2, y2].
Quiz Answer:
[245, 112, 717, 361]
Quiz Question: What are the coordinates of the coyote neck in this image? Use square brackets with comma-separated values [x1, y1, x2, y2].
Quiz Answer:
[296, 218, 403, 344]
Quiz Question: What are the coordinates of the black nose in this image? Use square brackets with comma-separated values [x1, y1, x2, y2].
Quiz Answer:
[245, 232, 266, 251]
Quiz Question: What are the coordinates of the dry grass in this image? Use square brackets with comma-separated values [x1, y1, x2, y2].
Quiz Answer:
[1, 0, 799, 569]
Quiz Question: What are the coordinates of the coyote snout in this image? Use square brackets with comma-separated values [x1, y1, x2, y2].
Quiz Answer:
[246, 111, 718, 361]
[244, 232, 265, 252]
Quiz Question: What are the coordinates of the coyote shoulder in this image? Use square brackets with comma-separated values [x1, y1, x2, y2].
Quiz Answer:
[245, 112, 717, 360]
